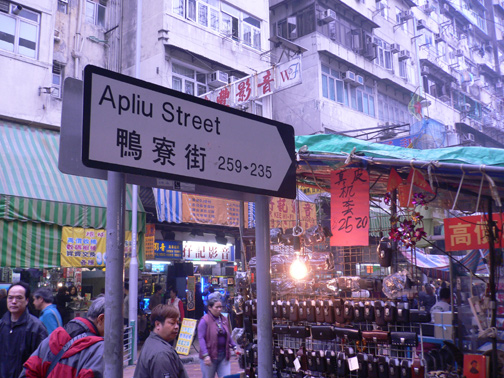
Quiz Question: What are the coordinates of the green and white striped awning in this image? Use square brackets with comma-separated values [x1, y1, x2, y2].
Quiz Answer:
[0, 120, 146, 267]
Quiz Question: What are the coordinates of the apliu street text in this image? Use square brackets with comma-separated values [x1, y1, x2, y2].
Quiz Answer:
[98, 84, 221, 135]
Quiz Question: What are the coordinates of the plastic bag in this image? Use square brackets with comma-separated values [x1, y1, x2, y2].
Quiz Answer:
[382, 270, 411, 299]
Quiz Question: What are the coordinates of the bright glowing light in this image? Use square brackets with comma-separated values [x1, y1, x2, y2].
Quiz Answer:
[290, 258, 308, 280]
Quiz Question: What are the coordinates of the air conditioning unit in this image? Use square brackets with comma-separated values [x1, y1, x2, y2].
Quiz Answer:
[356, 75, 365, 85]
[208, 71, 229, 88]
[398, 50, 411, 60]
[455, 49, 463, 57]
[342, 70, 356, 82]
[399, 10, 413, 21]
[390, 43, 401, 53]
[417, 20, 426, 30]
[321, 9, 337, 23]
[434, 33, 445, 43]
[421, 66, 430, 76]
[420, 4, 435, 13]
[441, 3, 450, 13]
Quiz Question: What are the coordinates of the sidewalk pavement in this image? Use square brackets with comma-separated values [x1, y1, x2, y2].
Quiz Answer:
[123, 338, 244, 378]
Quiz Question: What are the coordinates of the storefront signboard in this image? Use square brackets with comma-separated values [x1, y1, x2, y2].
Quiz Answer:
[145, 224, 156, 260]
[183, 241, 234, 261]
[175, 318, 198, 355]
[444, 214, 504, 251]
[269, 197, 317, 230]
[330, 168, 370, 246]
[154, 240, 183, 259]
[182, 194, 240, 227]
[60, 227, 136, 267]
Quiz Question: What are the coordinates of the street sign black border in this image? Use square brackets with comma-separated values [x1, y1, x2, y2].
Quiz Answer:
[82, 65, 296, 199]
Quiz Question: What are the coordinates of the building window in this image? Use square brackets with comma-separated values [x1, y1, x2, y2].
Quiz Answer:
[399, 60, 407, 79]
[173, 1, 261, 50]
[395, 7, 408, 32]
[85, 0, 106, 28]
[57, 0, 68, 14]
[172, 62, 209, 96]
[242, 14, 260, 49]
[377, 92, 411, 125]
[375, 38, 393, 70]
[321, 64, 375, 116]
[52, 62, 63, 98]
[0, 3, 40, 59]
[377, 0, 388, 18]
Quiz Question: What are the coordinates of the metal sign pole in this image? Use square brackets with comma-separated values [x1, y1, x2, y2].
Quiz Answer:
[104, 171, 126, 378]
[255, 195, 273, 377]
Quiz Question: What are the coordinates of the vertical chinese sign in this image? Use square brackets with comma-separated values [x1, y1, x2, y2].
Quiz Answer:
[186, 276, 196, 314]
[145, 224, 156, 260]
[444, 214, 504, 251]
[330, 169, 370, 246]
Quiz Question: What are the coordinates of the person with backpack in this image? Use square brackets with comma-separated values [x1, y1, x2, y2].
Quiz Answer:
[20, 295, 106, 378]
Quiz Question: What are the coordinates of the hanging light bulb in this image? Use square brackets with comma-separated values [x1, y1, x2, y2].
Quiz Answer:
[290, 256, 308, 280]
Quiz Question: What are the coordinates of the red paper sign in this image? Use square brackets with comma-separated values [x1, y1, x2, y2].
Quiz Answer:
[330, 168, 369, 246]
[444, 214, 504, 251]
[463, 354, 488, 378]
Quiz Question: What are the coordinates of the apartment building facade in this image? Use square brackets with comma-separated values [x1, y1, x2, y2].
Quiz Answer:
[269, 0, 504, 148]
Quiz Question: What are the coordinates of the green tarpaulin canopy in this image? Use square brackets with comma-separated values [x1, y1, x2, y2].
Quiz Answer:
[0, 121, 146, 268]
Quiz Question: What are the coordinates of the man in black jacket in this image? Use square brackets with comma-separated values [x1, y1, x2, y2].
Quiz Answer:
[0, 281, 48, 378]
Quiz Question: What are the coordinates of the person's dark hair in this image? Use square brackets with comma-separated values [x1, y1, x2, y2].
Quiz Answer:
[169, 287, 177, 295]
[33, 288, 54, 303]
[207, 295, 222, 309]
[8, 281, 30, 299]
[439, 287, 450, 300]
[151, 304, 179, 327]
[154, 284, 162, 293]
[57, 286, 68, 296]
[68, 285, 78, 297]
[87, 295, 106, 321]
[124, 281, 129, 291]
[424, 284, 434, 296]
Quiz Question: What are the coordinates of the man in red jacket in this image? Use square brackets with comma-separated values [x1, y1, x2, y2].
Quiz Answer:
[20, 296, 106, 378]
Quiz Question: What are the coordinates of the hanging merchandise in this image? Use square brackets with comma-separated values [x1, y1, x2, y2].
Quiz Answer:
[377, 236, 394, 267]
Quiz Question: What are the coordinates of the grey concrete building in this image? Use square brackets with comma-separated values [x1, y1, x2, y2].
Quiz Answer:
[268, 0, 504, 148]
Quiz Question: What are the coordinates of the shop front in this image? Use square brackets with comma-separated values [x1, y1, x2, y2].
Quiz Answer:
[237, 133, 504, 377]
[0, 121, 145, 309]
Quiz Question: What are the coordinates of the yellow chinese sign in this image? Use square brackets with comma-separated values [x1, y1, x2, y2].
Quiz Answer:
[269, 197, 317, 230]
[61, 227, 137, 268]
[175, 318, 197, 355]
[182, 194, 241, 226]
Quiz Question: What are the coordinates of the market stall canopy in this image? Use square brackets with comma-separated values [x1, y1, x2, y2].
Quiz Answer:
[0, 121, 146, 267]
[295, 133, 504, 212]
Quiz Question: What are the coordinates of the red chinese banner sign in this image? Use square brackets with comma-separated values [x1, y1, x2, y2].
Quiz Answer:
[330, 169, 370, 246]
[444, 214, 504, 251]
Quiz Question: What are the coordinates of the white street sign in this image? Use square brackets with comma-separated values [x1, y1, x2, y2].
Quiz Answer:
[82, 66, 296, 199]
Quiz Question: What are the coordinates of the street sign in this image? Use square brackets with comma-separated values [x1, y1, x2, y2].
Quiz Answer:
[82, 65, 296, 199]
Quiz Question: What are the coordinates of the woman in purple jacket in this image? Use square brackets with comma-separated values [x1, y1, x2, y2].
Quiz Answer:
[197, 295, 237, 378]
